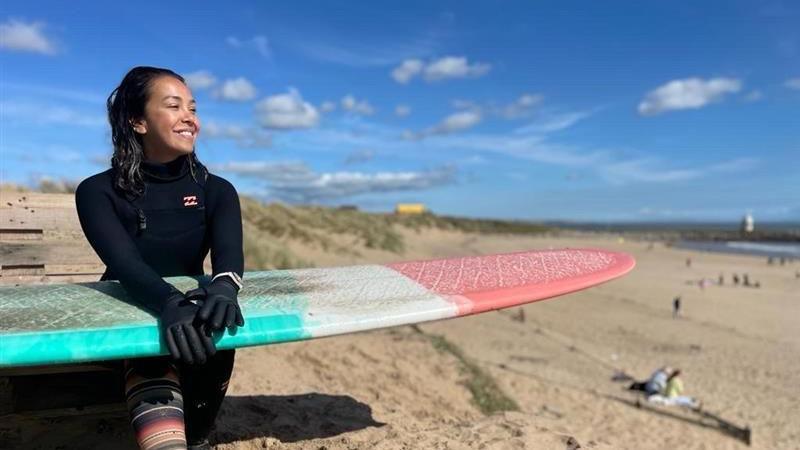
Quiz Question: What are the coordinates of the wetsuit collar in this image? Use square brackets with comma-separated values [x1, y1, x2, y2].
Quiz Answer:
[141, 154, 190, 181]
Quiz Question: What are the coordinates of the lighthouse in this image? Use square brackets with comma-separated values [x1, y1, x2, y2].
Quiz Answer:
[740, 213, 754, 234]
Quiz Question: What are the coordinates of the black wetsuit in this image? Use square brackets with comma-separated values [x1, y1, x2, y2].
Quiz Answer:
[75, 154, 243, 445]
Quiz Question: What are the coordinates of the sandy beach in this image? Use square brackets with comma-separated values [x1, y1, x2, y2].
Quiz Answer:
[3, 231, 799, 449]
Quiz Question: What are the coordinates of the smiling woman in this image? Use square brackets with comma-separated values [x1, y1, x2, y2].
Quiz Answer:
[74, 66, 246, 450]
[132, 76, 200, 160]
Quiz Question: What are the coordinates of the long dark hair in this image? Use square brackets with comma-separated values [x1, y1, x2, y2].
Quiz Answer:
[107, 66, 206, 198]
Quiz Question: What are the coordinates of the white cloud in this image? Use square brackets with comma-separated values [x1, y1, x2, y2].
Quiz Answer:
[213, 77, 257, 102]
[496, 93, 543, 119]
[214, 161, 456, 202]
[320, 101, 337, 113]
[391, 59, 423, 84]
[423, 56, 491, 82]
[341, 95, 375, 115]
[513, 110, 593, 134]
[226, 35, 271, 58]
[451, 99, 478, 110]
[784, 78, 800, 90]
[256, 88, 320, 130]
[202, 121, 272, 148]
[184, 70, 217, 90]
[395, 105, 411, 117]
[406, 110, 482, 140]
[638, 77, 742, 116]
[391, 56, 491, 84]
[0, 19, 57, 54]
[438, 110, 482, 132]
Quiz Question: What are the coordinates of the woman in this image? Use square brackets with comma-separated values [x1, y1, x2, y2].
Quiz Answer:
[76, 66, 245, 450]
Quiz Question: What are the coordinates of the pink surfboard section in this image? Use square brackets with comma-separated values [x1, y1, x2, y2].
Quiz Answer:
[386, 248, 635, 316]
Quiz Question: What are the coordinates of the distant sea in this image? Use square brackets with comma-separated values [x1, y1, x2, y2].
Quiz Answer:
[675, 241, 800, 258]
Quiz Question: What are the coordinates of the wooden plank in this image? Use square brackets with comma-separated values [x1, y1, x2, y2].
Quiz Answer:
[0, 192, 82, 234]
[0, 207, 83, 233]
[0, 192, 76, 209]
[0, 241, 100, 266]
[0, 229, 43, 240]
[0, 265, 45, 276]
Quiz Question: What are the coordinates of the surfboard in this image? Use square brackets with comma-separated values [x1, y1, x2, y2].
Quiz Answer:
[0, 248, 634, 368]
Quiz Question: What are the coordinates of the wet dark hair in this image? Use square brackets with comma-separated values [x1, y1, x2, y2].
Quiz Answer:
[106, 66, 206, 198]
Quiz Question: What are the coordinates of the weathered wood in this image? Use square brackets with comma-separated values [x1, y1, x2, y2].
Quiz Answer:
[0, 229, 43, 240]
[0, 192, 82, 235]
[0, 192, 76, 209]
[0, 264, 45, 276]
[0, 207, 83, 233]
[0, 241, 101, 266]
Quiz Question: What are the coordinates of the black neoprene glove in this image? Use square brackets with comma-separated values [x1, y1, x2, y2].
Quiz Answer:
[185, 277, 245, 331]
[160, 292, 217, 365]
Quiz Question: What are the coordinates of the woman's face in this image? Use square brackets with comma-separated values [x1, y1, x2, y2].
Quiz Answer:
[133, 76, 201, 161]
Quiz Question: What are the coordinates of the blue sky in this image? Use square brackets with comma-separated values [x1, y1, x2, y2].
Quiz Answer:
[1, 1, 798, 222]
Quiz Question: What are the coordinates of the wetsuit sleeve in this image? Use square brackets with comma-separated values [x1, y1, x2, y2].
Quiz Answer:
[207, 176, 244, 280]
[75, 181, 180, 313]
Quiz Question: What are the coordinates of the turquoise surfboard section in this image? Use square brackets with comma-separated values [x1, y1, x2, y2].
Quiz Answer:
[0, 271, 311, 367]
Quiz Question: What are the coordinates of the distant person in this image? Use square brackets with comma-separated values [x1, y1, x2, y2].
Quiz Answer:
[733, 273, 740, 285]
[649, 369, 700, 409]
[743, 273, 751, 287]
[768, 257, 774, 265]
[718, 273, 724, 285]
[628, 366, 671, 396]
[673, 296, 681, 319]
[686, 257, 692, 268]
[780, 257, 786, 266]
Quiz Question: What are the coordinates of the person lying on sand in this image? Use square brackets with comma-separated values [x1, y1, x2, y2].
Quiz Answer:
[646, 369, 700, 409]
[628, 366, 671, 396]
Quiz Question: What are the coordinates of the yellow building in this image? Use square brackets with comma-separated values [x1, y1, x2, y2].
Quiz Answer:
[395, 203, 426, 215]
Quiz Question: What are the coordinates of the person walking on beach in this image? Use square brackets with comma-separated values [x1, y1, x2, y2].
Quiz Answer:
[673, 296, 681, 319]
[76, 66, 245, 450]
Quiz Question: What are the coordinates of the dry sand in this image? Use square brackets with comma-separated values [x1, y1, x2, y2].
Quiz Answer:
[5, 232, 799, 449]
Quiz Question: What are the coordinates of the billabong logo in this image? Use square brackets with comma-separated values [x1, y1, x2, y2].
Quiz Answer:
[183, 195, 198, 207]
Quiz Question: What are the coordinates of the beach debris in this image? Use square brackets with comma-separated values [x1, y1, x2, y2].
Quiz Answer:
[564, 435, 581, 449]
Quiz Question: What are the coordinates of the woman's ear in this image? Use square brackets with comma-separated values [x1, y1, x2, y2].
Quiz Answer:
[130, 118, 147, 134]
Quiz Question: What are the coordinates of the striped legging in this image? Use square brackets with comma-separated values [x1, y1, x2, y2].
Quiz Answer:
[124, 350, 235, 449]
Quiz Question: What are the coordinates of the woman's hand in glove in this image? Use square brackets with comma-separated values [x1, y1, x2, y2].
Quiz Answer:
[184, 277, 245, 331]
[160, 292, 216, 365]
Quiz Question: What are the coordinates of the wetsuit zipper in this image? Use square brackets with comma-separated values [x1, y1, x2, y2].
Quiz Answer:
[137, 208, 147, 234]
